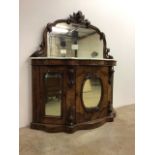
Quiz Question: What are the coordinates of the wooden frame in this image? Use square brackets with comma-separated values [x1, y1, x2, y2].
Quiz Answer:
[31, 11, 113, 59]
[39, 67, 67, 125]
[80, 73, 103, 113]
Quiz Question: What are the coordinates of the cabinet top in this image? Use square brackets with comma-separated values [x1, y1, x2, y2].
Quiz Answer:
[30, 57, 116, 61]
[31, 57, 117, 66]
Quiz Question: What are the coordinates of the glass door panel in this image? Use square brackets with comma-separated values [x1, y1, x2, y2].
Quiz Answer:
[44, 72, 62, 116]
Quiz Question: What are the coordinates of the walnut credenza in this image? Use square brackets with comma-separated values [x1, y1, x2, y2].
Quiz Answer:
[31, 58, 116, 133]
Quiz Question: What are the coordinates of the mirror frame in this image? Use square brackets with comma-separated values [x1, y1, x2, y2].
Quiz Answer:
[81, 73, 104, 112]
[31, 11, 113, 59]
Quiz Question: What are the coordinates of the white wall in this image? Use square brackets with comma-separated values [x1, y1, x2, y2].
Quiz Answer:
[20, 0, 134, 127]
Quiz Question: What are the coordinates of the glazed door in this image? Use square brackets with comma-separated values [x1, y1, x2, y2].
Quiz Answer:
[76, 66, 109, 123]
[39, 66, 67, 125]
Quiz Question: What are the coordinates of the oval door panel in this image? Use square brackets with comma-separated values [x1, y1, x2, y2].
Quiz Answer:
[82, 78, 102, 108]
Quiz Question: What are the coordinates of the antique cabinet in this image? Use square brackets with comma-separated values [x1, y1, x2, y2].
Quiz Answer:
[30, 11, 117, 133]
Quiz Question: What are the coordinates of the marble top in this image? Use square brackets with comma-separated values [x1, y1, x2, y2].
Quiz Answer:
[30, 57, 115, 61]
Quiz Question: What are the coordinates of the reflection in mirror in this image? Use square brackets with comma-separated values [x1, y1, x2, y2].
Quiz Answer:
[44, 73, 62, 116]
[47, 23, 103, 58]
[82, 78, 102, 108]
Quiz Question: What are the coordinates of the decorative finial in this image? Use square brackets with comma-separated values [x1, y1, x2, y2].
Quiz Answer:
[67, 11, 90, 26]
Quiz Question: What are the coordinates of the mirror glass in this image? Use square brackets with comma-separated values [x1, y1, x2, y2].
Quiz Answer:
[44, 72, 62, 116]
[82, 78, 102, 108]
[47, 23, 103, 58]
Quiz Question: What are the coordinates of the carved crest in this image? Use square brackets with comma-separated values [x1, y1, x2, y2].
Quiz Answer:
[67, 11, 90, 26]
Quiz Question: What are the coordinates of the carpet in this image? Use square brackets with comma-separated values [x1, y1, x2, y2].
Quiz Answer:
[19, 104, 135, 155]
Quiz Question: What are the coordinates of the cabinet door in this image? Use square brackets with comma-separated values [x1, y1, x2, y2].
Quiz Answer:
[39, 66, 67, 124]
[76, 66, 109, 123]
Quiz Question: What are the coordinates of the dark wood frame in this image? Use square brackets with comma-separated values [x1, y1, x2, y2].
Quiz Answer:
[39, 67, 66, 125]
[43, 72, 63, 118]
[80, 73, 103, 113]
[31, 11, 113, 59]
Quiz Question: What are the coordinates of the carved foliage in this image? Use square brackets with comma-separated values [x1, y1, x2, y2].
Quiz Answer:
[67, 68, 75, 88]
[108, 67, 115, 117]
[67, 11, 90, 26]
[105, 48, 113, 59]
[108, 66, 114, 84]
[66, 106, 75, 126]
[108, 101, 113, 116]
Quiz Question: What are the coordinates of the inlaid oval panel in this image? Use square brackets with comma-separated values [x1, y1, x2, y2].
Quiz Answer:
[82, 78, 102, 108]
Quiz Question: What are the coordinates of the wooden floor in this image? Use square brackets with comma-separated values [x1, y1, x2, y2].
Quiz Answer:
[20, 104, 135, 155]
